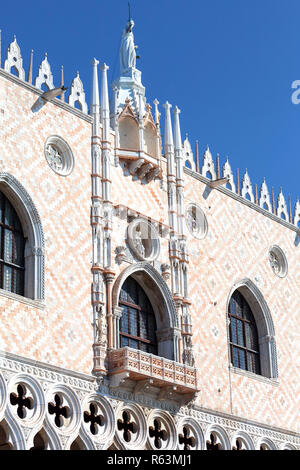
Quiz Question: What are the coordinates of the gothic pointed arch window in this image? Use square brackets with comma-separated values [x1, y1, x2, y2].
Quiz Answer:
[0, 191, 25, 296]
[119, 276, 158, 355]
[228, 290, 261, 375]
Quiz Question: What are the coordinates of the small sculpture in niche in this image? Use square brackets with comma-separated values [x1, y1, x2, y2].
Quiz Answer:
[127, 218, 160, 262]
[133, 226, 146, 258]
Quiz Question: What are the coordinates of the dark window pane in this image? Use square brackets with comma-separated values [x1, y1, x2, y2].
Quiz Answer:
[238, 349, 246, 370]
[129, 338, 138, 349]
[119, 276, 157, 356]
[14, 232, 24, 266]
[232, 347, 239, 368]
[4, 199, 15, 227]
[121, 336, 129, 347]
[129, 308, 138, 336]
[14, 270, 24, 296]
[236, 320, 244, 346]
[230, 317, 237, 343]
[120, 307, 129, 334]
[140, 311, 148, 339]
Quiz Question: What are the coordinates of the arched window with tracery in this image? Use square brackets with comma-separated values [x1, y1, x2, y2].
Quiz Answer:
[228, 290, 261, 375]
[0, 191, 25, 296]
[119, 276, 158, 355]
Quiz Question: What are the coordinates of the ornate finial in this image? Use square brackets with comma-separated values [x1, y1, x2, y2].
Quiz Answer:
[288, 196, 292, 223]
[27, 49, 33, 84]
[101, 62, 109, 72]
[236, 168, 240, 195]
[91, 58, 99, 67]
[195, 140, 200, 173]
[60, 65, 64, 102]
[216, 153, 220, 179]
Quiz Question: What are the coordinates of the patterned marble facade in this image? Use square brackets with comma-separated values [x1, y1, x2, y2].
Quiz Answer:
[0, 21, 299, 450]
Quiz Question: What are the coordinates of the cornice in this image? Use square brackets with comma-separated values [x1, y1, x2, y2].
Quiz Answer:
[184, 167, 300, 236]
[0, 68, 93, 124]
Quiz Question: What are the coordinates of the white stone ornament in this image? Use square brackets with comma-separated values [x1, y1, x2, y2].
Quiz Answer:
[201, 146, 216, 180]
[44, 136, 74, 176]
[183, 135, 195, 171]
[222, 158, 236, 192]
[68, 72, 88, 113]
[294, 199, 300, 227]
[268, 245, 288, 278]
[277, 190, 288, 221]
[241, 170, 254, 202]
[127, 218, 160, 261]
[4, 36, 25, 80]
[259, 179, 271, 212]
[185, 203, 208, 239]
[35, 53, 54, 90]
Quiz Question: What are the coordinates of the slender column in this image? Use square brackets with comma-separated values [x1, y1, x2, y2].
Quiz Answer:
[60, 65, 64, 101]
[153, 99, 162, 165]
[101, 63, 113, 270]
[90, 59, 105, 354]
[27, 50, 33, 84]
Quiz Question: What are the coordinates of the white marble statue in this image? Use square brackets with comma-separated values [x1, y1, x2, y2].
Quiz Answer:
[120, 19, 137, 72]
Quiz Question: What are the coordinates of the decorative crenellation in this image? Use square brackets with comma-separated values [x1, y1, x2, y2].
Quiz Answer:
[0, 33, 88, 114]
[0, 356, 298, 450]
[185, 144, 300, 230]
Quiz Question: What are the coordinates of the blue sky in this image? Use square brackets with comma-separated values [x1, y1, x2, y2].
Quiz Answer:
[1, 0, 299, 211]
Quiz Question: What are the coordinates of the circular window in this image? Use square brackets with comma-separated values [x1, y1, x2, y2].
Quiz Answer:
[127, 218, 160, 261]
[185, 203, 208, 239]
[44, 136, 74, 176]
[269, 245, 288, 278]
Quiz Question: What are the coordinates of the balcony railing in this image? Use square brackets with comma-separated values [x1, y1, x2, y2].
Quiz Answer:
[106, 347, 198, 394]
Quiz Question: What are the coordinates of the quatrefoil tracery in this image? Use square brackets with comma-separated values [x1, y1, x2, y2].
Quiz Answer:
[48, 393, 71, 428]
[10, 383, 33, 419]
[117, 410, 137, 442]
[149, 418, 168, 449]
[84, 403, 104, 435]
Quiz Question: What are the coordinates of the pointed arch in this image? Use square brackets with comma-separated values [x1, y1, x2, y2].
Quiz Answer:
[112, 262, 180, 361]
[0, 173, 45, 300]
[226, 279, 278, 378]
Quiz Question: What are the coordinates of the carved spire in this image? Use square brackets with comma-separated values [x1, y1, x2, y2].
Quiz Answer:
[35, 53, 54, 90]
[236, 168, 240, 195]
[195, 140, 199, 172]
[222, 158, 235, 192]
[241, 169, 254, 202]
[216, 154, 220, 179]
[4, 36, 25, 80]
[153, 99, 160, 125]
[100, 63, 110, 135]
[60, 66, 64, 101]
[27, 49, 33, 84]
[201, 145, 216, 180]
[277, 189, 288, 220]
[259, 178, 271, 212]
[288, 196, 292, 223]
[163, 101, 174, 154]
[68, 72, 88, 113]
[173, 106, 182, 151]
[91, 58, 100, 113]
[294, 199, 300, 227]
[183, 134, 195, 171]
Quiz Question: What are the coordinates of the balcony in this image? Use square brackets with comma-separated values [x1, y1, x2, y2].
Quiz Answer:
[105, 347, 198, 398]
